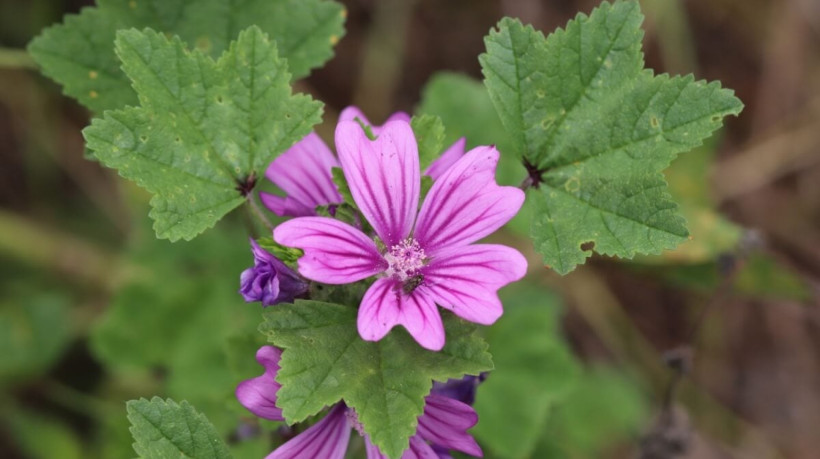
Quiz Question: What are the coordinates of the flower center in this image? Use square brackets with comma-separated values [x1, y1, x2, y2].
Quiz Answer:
[383, 238, 426, 282]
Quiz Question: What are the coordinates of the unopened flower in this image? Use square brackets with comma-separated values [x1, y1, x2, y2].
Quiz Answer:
[261, 106, 465, 217]
[236, 346, 483, 458]
[432, 373, 488, 407]
[274, 121, 526, 350]
[239, 239, 308, 306]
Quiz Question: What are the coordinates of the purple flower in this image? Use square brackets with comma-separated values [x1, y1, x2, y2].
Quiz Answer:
[236, 346, 483, 458]
[274, 121, 527, 350]
[260, 106, 465, 217]
[239, 239, 309, 306]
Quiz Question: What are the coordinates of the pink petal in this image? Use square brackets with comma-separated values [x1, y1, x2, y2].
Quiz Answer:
[336, 120, 420, 247]
[268, 404, 350, 459]
[357, 278, 445, 351]
[423, 138, 466, 181]
[364, 435, 388, 459]
[416, 395, 483, 457]
[263, 132, 342, 216]
[422, 244, 527, 325]
[236, 346, 284, 421]
[259, 192, 314, 217]
[414, 146, 524, 252]
[339, 106, 412, 135]
[274, 217, 385, 284]
[402, 435, 440, 459]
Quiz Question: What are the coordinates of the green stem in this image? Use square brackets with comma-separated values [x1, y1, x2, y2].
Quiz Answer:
[247, 196, 275, 233]
[0, 48, 37, 70]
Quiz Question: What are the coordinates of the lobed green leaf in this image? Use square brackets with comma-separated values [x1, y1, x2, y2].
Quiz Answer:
[127, 397, 231, 459]
[261, 300, 493, 459]
[28, 0, 346, 113]
[480, 0, 743, 273]
[410, 114, 446, 171]
[83, 26, 322, 240]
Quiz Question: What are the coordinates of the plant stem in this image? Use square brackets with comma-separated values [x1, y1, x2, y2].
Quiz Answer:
[247, 196, 274, 233]
[0, 48, 37, 70]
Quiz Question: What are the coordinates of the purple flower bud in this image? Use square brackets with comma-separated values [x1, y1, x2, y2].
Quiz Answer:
[432, 373, 487, 407]
[239, 239, 308, 306]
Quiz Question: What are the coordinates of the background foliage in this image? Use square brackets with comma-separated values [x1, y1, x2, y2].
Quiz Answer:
[1, 0, 819, 458]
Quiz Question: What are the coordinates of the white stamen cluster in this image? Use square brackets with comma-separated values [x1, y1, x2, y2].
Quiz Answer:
[383, 238, 426, 282]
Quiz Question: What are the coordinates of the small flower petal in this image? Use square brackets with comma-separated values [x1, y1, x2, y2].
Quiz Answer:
[336, 120, 420, 246]
[414, 146, 524, 252]
[424, 138, 466, 181]
[423, 244, 527, 325]
[236, 346, 284, 421]
[340, 106, 411, 135]
[364, 435, 388, 459]
[259, 192, 315, 217]
[274, 217, 385, 284]
[416, 395, 482, 457]
[431, 374, 485, 407]
[263, 132, 342, 216]
[357, 278, 445, 351]
[403, 435, 440, 458]
[269, 404, 351, 459]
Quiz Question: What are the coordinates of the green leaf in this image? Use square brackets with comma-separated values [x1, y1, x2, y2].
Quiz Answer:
[261, 300, 493, 459]
[127, 397, 231, 459]
[480, 1, 743, 274]
[27, 0, 346, 113]
[83, 26, 322, 240]
[473, 286, 578, 458]
[535, 367, 649, 457]
[418, 72, 513, 158]
[331, 167, 355, 206]
[410, 114, 445, 171]
[256, 236, 304, 265]
[0, 294, 71, 383]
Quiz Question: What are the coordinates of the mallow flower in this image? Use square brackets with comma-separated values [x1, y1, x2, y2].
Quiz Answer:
[260, 106, 466, 217]
[274, 120, 527, 350]
[236, 345, 483, 458]
[239, 239, 309, 306]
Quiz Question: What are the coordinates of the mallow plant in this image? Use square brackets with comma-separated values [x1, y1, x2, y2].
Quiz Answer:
[27, 0, 742, 457]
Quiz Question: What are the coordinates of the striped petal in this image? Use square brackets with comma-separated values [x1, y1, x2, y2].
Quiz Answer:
[236, 346, 284, 421]
[422, 244, 527, 325]
[336, 120, 420, 246]
[416, 395, 482, 457]
[268, 404, 350, 459]
[357, 278, 445, 351]
[263, 132, 342, 216]
[274, 217, 385, 284]
[423, 138, 466, 181]
[415, 146, 524, 253]
[339, 106, 412, 135]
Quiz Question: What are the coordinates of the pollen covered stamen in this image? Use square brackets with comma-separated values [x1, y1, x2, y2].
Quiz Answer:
[383, 238, 426, 282]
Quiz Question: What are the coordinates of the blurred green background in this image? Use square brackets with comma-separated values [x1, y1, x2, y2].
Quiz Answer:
[1, 0, 819, 458]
